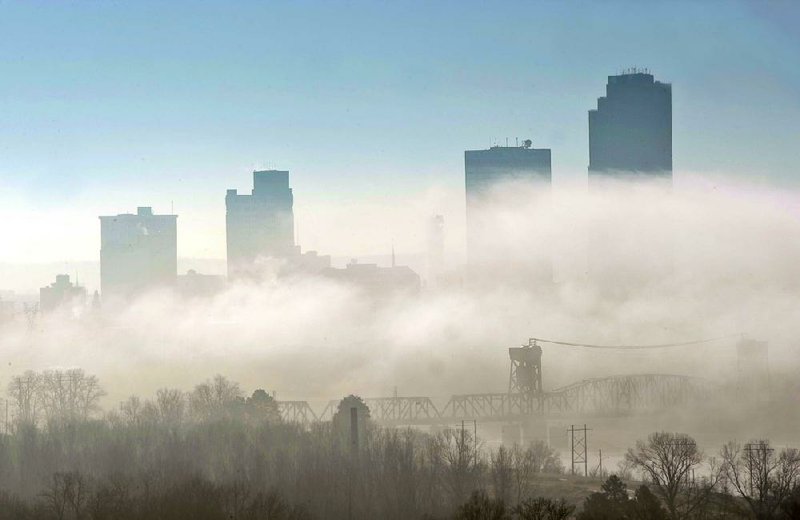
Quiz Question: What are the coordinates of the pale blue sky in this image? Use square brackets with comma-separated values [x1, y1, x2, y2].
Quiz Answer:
[1, 0, 799, 264]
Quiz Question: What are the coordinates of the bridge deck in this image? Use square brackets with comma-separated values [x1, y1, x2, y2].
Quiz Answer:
[276, 374, 713, 426]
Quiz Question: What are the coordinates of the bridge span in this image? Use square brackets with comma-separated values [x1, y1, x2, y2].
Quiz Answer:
[275, 339, 716, 427]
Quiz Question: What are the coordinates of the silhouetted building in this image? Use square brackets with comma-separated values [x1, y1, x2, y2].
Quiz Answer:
[287, 250, 332, 274]
[177, 270, 226, 298]
[589, 70, 672, 180]
[39, 274, 87, 313]
[99, 206, 177, 300]
[464, 141, 551, 272]
[587, 71, 674, 289]
[324, 259, 420, 296]
[226, 170, 296, 278]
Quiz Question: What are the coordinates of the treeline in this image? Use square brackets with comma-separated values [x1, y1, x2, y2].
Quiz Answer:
[0, 371, 564, 519]
[1, 370, 799, 519]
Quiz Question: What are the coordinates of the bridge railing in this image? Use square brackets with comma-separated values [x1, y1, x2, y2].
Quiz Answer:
[275, 374, 716, 426]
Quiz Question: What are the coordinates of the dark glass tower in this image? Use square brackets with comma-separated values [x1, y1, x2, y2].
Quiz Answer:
[464, 142, 551, 274]
[589, 70, 672, 179]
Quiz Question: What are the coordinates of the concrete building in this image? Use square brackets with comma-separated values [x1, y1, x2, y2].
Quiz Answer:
[99, 206, 177, 300]
[226, 170, 296, 278]
[288, 250, 332, 275]
[589, 70, 672, 179]
[324, 260, 420, 296]
[39, 274, 87, 313]
[464, 141, 551, 271]
[177, 270, 226, 298]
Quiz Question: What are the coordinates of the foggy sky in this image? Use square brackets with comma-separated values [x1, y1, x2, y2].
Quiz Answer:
[3, 176, 799, 415]
[1, 1, 799, 269]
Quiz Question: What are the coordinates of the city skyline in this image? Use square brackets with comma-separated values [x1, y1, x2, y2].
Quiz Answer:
[1, 1, 798, 268]
[1, 5, 799, 515]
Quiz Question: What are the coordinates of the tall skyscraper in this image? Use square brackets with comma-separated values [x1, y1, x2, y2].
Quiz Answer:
[99, 206, 177, 300]
[589, 70, 672, 180]
[226, 170, 296, 277]
[587, 71, 674, 290]
[464, 141, 551, 270]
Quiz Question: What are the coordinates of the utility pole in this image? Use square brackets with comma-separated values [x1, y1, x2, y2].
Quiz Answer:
[599, 449, 603, 477]
[461, 420, 465, 453]
[744, 440, 774, 499]
[584, 424, 588, 477]
[568, 424, 591, 476]
[473, 420, 477, 466]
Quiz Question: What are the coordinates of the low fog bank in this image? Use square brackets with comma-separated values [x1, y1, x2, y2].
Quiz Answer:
[1, 174, 799, 436]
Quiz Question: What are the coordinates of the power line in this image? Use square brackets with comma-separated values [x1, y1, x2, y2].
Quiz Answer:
[529, 334, 741, 351]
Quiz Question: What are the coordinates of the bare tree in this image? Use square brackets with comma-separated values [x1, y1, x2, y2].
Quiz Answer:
[64, 471, 90, 520]
[7, 370, 40, 426]
[38, 369, 105, 422]
[490, 445, 513, 505]
[75, 371, 105, 419]
[625, 432, 719, 519]
[512, 496, 574, 520]
[156, 387, 185, 425]
[119, 396, 143, 426]
[511, 444, 537, 504]
[437, 427, 483, 507]
[721, 440, 800, 519]
[41, 472, 70, 520]
[221, 479, 252, 519]
[507, 441, 563, 504]
[528, 440, 563, 474]
[189, 374, 243, 420]
[89, 473, 134, 520]
[41, 471, 90, 520]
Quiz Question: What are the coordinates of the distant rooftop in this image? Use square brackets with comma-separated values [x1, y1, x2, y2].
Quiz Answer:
[609, 68, 671, 86]
[99, 206, 177, 219]
[470, 138, 547, 152]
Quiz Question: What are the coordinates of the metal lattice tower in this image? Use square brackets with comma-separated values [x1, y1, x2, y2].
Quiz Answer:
[508, 338, 543, 397]
[569, 424, 590, 476]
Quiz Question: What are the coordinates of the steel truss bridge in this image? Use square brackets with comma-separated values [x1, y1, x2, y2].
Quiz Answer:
[274, 338, 717, 427]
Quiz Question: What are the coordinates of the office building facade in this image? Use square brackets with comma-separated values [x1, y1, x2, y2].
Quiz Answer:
[99, 206, 177, 299]
[589, 70, 672, 179]
[464, 142, 551, 269]
[40, 274, 87, 312]
[226, 170, 296, 277]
